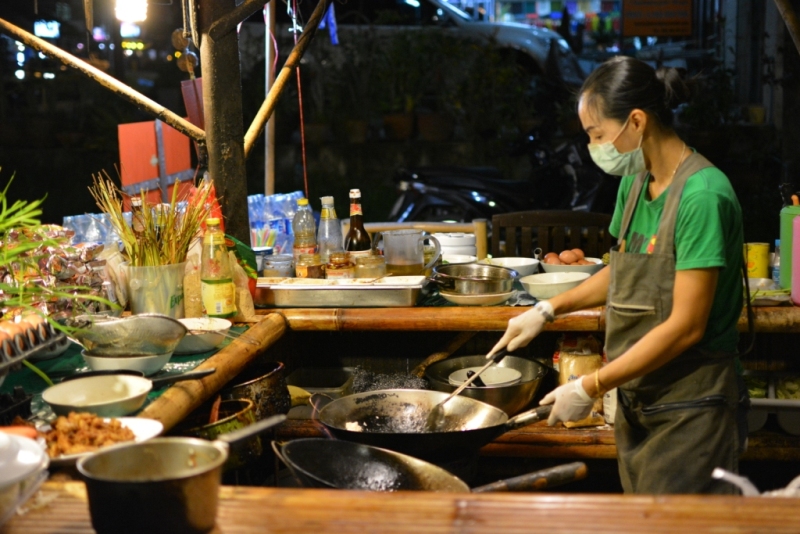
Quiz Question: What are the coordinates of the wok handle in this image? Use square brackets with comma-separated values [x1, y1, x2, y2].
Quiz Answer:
[505, 405, 552, 430]
[471, 462, 587, 493]
[149, 368, 216, 388]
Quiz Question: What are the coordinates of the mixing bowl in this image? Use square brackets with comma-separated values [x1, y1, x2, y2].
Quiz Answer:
[519, 272, 590, 299]
[425, 355, 546, 415]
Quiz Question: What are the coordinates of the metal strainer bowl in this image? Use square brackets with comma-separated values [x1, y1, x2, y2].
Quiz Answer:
[69, 314, 187, 357]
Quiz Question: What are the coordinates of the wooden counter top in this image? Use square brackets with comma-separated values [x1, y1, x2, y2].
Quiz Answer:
[275, 419, 800, 462]
[261, 305, 800, 332]
[7, 481, 800, 533]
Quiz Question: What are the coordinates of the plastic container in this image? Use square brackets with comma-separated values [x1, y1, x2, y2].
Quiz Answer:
[292, 198, 316, 261]
[200, 218, 236, 319]
[317, 196, 343, 263]
[773, 239, 781, 287]
[793, 216, 800, 305]
[779, 205, 800, 289]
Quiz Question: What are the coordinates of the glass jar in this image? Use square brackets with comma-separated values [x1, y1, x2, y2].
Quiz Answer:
[325, 252, 356, 279]
[262, 254, 294, 277]
[354, 255, 387, 279]
[295, 253, 325, 279]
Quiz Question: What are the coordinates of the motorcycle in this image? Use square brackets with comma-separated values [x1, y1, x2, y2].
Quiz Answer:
[387, 123, 618, 223]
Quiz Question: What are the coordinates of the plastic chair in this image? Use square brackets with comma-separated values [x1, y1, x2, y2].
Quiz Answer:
[491, 211, 613, 259]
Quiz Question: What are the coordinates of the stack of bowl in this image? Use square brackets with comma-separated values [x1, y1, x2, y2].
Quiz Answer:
[433, 233, 478, 258]
[431, 263, 518, 306]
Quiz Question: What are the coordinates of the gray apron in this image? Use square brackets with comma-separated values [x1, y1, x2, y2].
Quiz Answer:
[606, 152, 740, 494]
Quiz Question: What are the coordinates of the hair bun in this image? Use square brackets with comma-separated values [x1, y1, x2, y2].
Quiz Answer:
[656, 67, 692, 109]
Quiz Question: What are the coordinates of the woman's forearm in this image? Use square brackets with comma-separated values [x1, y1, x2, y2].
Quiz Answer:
[551, 265, 610, 315]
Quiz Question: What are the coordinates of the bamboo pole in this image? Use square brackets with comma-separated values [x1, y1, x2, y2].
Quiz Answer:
[139, 313, 286, 431]
[243, 0, 332, 157]
[774, 0, 800, 57]
[0, 17, 205, 144]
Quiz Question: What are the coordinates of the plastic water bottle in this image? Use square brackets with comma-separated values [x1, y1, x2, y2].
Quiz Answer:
[317, 196, 343, 263]
[292, 198, 317, 261]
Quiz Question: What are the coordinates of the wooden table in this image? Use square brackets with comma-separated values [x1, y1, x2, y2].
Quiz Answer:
[264, 305, 800, 332]
[6, 481, 800, 533]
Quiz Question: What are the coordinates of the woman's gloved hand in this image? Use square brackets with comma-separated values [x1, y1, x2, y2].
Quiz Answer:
[539, 379, 595, 426]
[489, 301, 554, 355]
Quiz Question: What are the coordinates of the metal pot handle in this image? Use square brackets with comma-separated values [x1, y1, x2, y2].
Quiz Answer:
[471, 462, 587, 493]
[216, 414, 286, 446]
[505, 405, 552, 430]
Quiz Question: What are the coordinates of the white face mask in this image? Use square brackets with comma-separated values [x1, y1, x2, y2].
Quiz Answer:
[588, 116, 646, 176]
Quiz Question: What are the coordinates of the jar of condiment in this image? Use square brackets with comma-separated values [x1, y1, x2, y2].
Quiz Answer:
[354, 255, 386, 279]
[262, 254, 294, 277]
[325, 252, 356, 279]
[295, 253, 325, 279]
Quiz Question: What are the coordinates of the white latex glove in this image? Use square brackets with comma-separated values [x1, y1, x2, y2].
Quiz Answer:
[539, 379, 595, 426]
[489, 301, 553, 355]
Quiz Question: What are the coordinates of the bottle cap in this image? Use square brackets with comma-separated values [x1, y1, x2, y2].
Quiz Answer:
[349, 189, 361, 199]
[297, 198, 309, 206]
[206, 217, 220, 225]
[321, 196, 334, 205]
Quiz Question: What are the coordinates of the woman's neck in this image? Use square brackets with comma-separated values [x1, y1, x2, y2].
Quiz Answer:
[644, 133, 688, 199]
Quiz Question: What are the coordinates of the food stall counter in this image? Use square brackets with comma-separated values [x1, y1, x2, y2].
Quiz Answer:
[5, 481, 800, 533]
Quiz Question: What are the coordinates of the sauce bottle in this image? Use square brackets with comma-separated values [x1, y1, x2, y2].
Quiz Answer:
[344, 189, 371, 259]
[200, 217, 236, 318]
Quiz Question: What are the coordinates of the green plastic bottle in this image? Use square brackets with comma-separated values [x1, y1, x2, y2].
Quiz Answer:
[779, 205, 800, 289]
[200, 217, 236, 318]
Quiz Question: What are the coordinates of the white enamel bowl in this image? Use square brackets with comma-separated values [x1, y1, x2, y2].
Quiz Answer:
[520, 272, 591, 299]
[174, 318, 232, 354]
[541, 257, 604, 275]
[479, 257, 540, 277]
[82, 351, 172, 377]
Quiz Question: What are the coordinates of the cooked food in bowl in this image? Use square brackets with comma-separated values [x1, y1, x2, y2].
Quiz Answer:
[520, 272, 591, 299]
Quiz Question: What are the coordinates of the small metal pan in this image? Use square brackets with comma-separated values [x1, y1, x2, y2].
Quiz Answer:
[42, 368, 215, 417]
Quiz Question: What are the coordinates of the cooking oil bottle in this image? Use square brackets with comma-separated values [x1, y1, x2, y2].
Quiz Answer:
[200, 217, 236, 318]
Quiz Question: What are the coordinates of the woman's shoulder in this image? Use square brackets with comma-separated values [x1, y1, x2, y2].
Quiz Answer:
[683, 165, 736, 198]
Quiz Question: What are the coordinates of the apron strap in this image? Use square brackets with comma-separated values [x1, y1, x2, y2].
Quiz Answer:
[615, 171, 650, 249]
[652, 152, 714, 255]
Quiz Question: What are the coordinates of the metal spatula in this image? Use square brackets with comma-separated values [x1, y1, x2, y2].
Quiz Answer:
[424, 348, 509, 432]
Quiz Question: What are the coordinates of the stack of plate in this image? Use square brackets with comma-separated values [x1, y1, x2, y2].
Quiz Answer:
[434, 232, 477, 257]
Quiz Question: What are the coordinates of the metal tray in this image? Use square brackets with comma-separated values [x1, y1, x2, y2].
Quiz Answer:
[254, 276, 430, 308]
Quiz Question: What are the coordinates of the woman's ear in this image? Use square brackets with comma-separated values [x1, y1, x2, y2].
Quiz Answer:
[629, 109, 648, 134]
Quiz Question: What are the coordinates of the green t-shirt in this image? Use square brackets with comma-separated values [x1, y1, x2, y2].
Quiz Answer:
[609, 165, 744, 353]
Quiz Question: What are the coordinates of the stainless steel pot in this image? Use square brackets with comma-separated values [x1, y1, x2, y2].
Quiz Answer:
[76, 414, 286, 534]
[424, 355, 546, 415]
[431, 263, 518, 294]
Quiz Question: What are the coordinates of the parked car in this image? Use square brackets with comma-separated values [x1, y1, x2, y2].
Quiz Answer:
[332, 0, 585, 88]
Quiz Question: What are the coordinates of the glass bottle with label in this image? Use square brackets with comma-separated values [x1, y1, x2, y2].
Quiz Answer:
[200, 217, 236, 318]
[344, 189, 371, 259]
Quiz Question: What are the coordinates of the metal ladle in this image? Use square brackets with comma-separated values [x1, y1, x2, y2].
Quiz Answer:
[424, 348, 509, 431]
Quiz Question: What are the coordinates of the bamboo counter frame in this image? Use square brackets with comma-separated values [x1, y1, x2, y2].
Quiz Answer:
[260, 305, 800, 333]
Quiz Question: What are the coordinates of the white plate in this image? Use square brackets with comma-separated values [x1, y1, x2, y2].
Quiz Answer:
[47, 417, 163, 466]
[439, 290, 513, 306]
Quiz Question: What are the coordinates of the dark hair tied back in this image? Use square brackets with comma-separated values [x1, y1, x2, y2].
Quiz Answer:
[655, 67, 692, 111]
[580, 56, 692, 129]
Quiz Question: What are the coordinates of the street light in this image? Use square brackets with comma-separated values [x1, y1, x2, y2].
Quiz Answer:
[116, 0, 147, 23]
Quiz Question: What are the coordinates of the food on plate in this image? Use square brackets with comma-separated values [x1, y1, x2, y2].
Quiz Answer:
[43, 412, 135, 457]
[777, 376, 800, 400]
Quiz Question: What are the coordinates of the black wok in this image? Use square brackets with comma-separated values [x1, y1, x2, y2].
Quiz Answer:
[273, 438, 586, 492]
[315, 389, 551, 457]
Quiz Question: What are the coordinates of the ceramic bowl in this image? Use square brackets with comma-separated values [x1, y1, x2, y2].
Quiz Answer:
[448, 366, 522, 387]
[541, 257, 604, 275]
[479, 257, 540, 277]
[519, 272, 591, 299]
[82, 350, 172, 376]
[441, 254, 478, 264]
[174, 318, 232, 355]
[439, 290, 513, 306]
